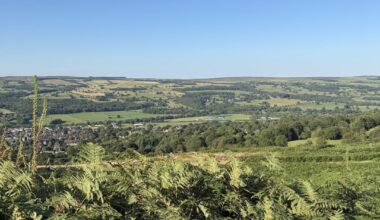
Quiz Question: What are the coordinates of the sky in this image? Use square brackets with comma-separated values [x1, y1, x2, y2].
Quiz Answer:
[1, 0, 380, 78]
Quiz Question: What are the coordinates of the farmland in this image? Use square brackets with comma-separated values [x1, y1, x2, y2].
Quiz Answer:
[0, 76, 379, 127]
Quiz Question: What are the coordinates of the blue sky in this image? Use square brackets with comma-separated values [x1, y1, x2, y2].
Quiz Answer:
[1, 0, 380, 78]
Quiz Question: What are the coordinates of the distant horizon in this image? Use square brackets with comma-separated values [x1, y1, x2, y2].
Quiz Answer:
[0, 73, 379, 80]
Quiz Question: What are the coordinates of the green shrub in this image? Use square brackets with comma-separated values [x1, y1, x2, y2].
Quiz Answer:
[314, 136, 328, 148]
[274, 135, 288, 147]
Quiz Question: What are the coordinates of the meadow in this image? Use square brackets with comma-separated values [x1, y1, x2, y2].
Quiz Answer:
[45, 110, 161, 124]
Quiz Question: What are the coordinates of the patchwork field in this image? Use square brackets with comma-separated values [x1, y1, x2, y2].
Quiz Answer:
[1, 76, 379, 126]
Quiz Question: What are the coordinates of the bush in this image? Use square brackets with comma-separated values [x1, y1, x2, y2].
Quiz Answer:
[49, 118, 64, 125]
[341, 131, 366, 144]
[274, 135, 288, 147]
[323, 126, 342, 140]
[314, 137, 328, 148]
[368, 126, 380, 141]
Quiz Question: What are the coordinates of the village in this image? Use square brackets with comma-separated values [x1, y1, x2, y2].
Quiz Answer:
[2, 124, 117, 154]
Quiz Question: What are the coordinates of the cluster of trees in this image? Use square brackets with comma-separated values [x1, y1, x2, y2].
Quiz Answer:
[45, 98, 153, 114]
[12, 98, 155, 115]
[176, 92, 236, 110]
[75, 111, 380, 155]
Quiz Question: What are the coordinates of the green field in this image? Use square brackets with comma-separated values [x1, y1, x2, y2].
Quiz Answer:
[152, 114, 251, 126]
[267, 97, 301, 106]
[0, 108, 13, 114]
[45, 110, 161, 124]
[171, 114, 250, 122]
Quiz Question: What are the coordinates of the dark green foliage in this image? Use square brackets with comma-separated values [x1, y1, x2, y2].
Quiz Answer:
[322, 126, 343, 140]
[351, 115, 377, 131]
[368, 126, 380, 141]
[274, 135, 288, 147]
[49, 118, 64, 125]
[3, 145, 377, 219]
[69, 111, 379, 153]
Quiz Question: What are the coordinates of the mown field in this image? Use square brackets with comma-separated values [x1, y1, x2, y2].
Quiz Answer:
[45, 110, 161, 124]
[154, 114, 252, 126]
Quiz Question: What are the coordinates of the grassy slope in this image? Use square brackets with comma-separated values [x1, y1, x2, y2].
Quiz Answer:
[153, 140, 380, 189]
[236, 141, 380, 188]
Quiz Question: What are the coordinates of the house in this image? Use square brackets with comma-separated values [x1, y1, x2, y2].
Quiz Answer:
[53, 142, 62, 153]
[133, 123, 144, 127]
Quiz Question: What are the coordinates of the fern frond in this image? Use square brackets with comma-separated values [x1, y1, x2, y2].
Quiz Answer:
[300, 181, 319, 203]
[261, 153, 283, 172]
[48, 191, 78, 213]
[197, 204, 209, 219]
[328, 210, 344, 220]
[263, 197, 274, 220]
[78, 143, 105, 165]
[226, 155, 244, 188]
[0, 161, 33, 197]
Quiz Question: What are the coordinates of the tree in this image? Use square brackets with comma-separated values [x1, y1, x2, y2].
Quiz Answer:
[185, 135, 206, 151]
[351, 115, 377, 131]
[258, 129, 274, 147]
[323, 126, 342, 140]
